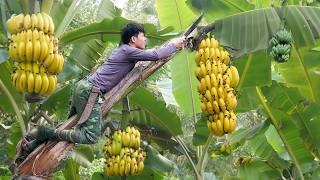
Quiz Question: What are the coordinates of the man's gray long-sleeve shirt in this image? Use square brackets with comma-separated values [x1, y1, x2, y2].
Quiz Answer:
[88, 43, 177, 93]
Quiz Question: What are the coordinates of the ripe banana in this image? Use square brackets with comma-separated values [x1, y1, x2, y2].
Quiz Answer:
[27, 73, 35, 93]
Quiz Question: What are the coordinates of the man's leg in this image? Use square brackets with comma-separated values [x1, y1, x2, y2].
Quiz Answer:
[25, 101, 102, 144]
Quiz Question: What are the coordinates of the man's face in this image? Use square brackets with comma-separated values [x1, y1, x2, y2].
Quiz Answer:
[131, 32, 147, 49]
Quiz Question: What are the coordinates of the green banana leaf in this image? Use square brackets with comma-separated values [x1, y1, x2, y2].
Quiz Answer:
[4, 0, 21, 14]
[282, 6, 320, 48]
[186, 0, 254, 22]
[156, 0, 200, 117]
[237, 160, 282, 180]
[212, 8, 281, 57]
[59, 16, 175, 46]
[237, 87, 261, 112]
[156, 0, 197, 31]
[192, 113, 209, 146]
[234, 50, 272, 89]
[50, 0, 86, 37]
[258, 82, 314, 174]
[0, 61, 23, 113]
[91, 167, 166, 180]
[63, 159, 80, 180]
[5, 122, 22, 159]
[96, 0, 121, 21]
[246, 126, 289, 169]
[246, 0, 281, 8]
[170, 51, 201, 116]
[228, 121, 269, 145]
[211, 6, 320, 57]
[68, 39, 108, 72]
[0, 0, 7, 45]
[129, 87, 183, 135]
[275, 46, 320, 102]
[41, 83, 73, 121]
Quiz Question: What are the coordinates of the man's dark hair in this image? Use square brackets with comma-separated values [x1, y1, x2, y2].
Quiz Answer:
[119, 22, 145, 45]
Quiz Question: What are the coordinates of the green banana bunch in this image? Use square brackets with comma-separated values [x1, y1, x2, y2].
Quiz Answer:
[270, 29, 293, 63]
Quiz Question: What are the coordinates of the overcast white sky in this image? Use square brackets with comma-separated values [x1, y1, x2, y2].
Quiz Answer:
[113, 0, 128, 8]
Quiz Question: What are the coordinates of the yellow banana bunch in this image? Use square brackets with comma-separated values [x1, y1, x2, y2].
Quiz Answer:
[195, 37, 240, 136]
[103, 127, 145, 177]
[7, 13, 54, 35]
[7, 12, 64, 98]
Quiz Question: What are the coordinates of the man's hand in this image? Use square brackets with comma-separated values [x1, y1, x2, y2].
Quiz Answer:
[171, 36, 187, 49]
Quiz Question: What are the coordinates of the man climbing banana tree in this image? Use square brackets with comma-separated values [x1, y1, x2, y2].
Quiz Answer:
[13, 22, 187, 167]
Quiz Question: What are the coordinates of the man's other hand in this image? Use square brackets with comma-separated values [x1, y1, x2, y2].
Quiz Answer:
[171, 36, 187, 49]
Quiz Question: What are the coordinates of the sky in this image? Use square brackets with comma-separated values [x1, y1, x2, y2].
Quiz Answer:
[113, 0, 128, 8]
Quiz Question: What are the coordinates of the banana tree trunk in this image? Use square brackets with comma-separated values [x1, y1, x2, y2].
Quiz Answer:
[15, 49, 180, 178]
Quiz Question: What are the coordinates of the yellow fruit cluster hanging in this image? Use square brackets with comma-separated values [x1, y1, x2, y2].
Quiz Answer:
[103, 127, 146, 176]
[7, 13, 64, 96]
[195, 37, 240, 136]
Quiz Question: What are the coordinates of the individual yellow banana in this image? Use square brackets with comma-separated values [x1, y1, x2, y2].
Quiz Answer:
[210, 73, 218, 88]
[48, 53, 60, 73]
[47, 41, 54, 54]
[210, 87, 218, 100]
[205, 38, 210, 48]
[215, 48, 221, 61]
[205, 90, 212, 102]
[137, 161, 144, 173]
[36, 13, 44, 31]
[218, 98, 226, 112]
[19, 71, 27, 93]
[199, 39, 206, 49]
[44, 75, 56, 96]
[34, 74, 42, 93]
[27, 73, 35, 93]
[205, 61, 211, 74]
[56, 54, 65, 73]
[230, 66, 239, 87]
[218, 87, 225, 99]
[200, 78, 206, 94]
[216, 120, 224, 136]
[206, 101, 213, 114]
[43, 53, 54, 67]
[213, 100, 220, 113]
[204, 48, 210, 61]
[200, 63, 206, 78]
[210, 38, 218, 48]
[26, 41, 33, 62]
[227, 93, 237, 110]
[39, 33, 49, 61]
[26, 29, 33, 42]
[48, 15, 55, 35]
[25, 63, 32, 72]
[205, 75, 211, 89]
[15, 14, 25, 33]
[211, 63, 218, 76]
[6, 16, 16, 34]
[23, 14, 31, 30]
[41, 13, 49, 33]
[33, 40, 41, 61]
[39, 74, 49, 95]
[31, 14, 38, 30]
[195, 51, 200, 65]
[223, 117, 230, 133]
[229, 117, 236, 132]
[211, 122, 218, 135]
[200, 102, 206, 112]
[32, 29, 40, 42]
[18, 41, 26, 61]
